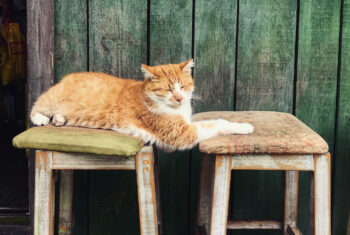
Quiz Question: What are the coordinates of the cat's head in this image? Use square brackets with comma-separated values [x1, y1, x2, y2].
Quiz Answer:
[141, 59, 194, 109]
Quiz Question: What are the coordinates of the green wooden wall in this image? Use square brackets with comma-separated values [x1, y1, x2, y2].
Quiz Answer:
[53, 0, 350, 234]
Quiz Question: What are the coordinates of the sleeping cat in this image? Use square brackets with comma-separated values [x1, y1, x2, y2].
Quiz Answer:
[30, 59, 253, 151]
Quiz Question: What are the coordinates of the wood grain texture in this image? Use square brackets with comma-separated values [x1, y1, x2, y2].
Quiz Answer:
[195, 154, 215, 235]
[54, 1, 88, 233]
[231, 155, 314, 171]
[58, 171, 74, 235]
[152, 147, 163, 234]
[34, 151, 55, 235]
[136, 147, 158, 235]
[236, 0, 296, 112]
[287, 224, 302, 235]
[233, 2, 297, 233]
[193, 0, 236, 112]
[210, 155, 232, 235]
[150, 0, 192, 64]
[89, 0, 147, 78]
[54, 0, 88, 83]
[333, 0, 350, 234]
[192, 2, 236, 230]
[27, 0, 54, 113]
[227, 220, 281, 230]
[193, 111, 328, 155]
[150, 1, 192, 234]
[52, 152, 136, 170]
[284, 171, 299, 234]
[314, 154, 331, 235]
[296, 0, 340, 152]
[296, 2, 340, 233]
[88, 1, 147, 233]
[27, 0, 55, 230]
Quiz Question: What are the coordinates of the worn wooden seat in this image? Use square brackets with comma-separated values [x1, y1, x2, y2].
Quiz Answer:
[13, 126, 162, 235]
[193, 111, 328, 154]
[194, 111, 331, 235]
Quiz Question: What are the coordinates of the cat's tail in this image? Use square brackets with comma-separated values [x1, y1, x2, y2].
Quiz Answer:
[30, 90, 56, 126]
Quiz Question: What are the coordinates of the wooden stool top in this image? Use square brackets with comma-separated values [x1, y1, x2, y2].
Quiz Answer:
[13, 126, 143, 156]
[192, 111, 328, 155]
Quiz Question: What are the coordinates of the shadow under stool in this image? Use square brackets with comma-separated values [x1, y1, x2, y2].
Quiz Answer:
[13, 126, 162, 235]
[193, 111, 330, 235]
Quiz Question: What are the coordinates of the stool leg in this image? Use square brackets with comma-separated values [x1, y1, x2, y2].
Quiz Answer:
[314, 154, 331, 235]
[136, 146, 158, 235]
[196, 154, 215, 235]
[58, 170, 74, 235]
[153, 146, 163, 234]
[210, 155, 232, 235]
[34, 151, 55, 235]
[283, 171, 299, 234]
[310, 172, 315, 234]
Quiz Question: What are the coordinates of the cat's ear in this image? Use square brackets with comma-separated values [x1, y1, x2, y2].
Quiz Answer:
[179, 58, 194, 74]
[141, 64, 156, 80]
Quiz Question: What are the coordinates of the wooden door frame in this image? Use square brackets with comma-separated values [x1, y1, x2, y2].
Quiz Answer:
[27, 0, 55, 233]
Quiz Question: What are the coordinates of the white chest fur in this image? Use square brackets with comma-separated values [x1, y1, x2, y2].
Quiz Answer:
[145, 101, 192, 123]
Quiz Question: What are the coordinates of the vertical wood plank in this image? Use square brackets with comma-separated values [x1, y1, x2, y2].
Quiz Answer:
[150, 0, 192, 64]
[195, 154, 215, 235]
[54, 1, 88, 234]
[296, 1, 340, 233]
[27, 0, 55, 112]
[153, 147, 163, 234]
[88, 1, 147, 234]
[58, 171, 74, 235]
[234, 1, 296, 234]
[210, 155, 232, 235]
[193, 0, 237, 112]
[150, 1, 192, 234]
[27, 0, 55, 231]
[192, 2, 236, 232]
[54, 0, 88, 83]
[283, 171, 299, 234]
[314, 154, 331, 235]
[296, 0, 340, 152]
[89, 0, 147, 79]
[236, 0, 296, 112]
[333, 0, 350, 234]
[136, 147, 158, 235]
[34, 151, 55, 235]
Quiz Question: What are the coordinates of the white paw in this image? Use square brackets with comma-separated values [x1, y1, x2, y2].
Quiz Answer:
[232, 123, 254, 134]
[52, 114, 66, 127]
[31, 113, 50, 126]
[216, 119, 254, 135]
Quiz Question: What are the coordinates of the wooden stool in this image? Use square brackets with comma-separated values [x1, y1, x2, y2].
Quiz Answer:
[13, 126, 162, 235]
[194, 111, 330, 235]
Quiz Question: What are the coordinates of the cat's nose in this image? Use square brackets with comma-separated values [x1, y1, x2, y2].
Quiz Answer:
[175, 96, 183, 102]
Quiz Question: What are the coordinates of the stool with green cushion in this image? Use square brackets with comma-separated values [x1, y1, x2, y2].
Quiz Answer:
[13, 126, 162, 235]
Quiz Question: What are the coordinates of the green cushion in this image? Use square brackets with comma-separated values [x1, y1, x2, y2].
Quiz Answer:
[13, 126, 144, 156]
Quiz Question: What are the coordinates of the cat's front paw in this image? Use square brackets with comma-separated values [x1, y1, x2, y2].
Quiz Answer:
[217, 119, 254, 135]
[232, 123, 254, 134]
[31, 113, 50, 126]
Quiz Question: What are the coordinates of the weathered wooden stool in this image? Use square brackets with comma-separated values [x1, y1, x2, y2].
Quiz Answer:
[194, 111, 330, 235]
[13, 126, 162, 235]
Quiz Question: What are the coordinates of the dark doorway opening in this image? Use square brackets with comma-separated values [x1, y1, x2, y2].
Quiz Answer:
[0, 0, 29, 233]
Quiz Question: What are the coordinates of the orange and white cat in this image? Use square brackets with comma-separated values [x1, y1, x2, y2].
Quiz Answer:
[30, 59, 253, 151]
